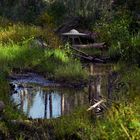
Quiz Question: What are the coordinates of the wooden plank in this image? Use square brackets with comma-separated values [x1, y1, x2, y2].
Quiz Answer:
[73, 43, 107, 49]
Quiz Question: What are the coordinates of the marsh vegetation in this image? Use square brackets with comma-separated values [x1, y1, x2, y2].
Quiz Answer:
[0, 0, 140, 139]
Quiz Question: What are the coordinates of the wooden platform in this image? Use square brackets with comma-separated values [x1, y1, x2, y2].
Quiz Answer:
[72, 43, 107, 49]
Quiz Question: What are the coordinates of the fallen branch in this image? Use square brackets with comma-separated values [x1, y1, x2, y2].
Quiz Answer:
[73, 53, 93, 61]
[87, 100, 105, 111]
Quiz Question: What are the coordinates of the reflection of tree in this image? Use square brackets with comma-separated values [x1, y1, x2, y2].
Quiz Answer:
[88, 75, 102, 104]
[49, 92, 52, 118]
[18, 86, 88, 118]
[26, 88, 37, 116]
[61, 93, 64, 115]
[19, 87, 39, 116]
[43, 90, 53, 118]
[44, 92, 48, 118]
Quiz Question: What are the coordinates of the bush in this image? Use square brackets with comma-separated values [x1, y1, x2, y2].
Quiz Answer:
[94, 14, 131, 46]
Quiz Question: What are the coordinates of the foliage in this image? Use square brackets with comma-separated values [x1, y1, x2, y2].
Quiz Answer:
[52, 64, 140, 140]
[0, 0, 46, 23]
[36, 12, 54, 27]
[54, 60, 88, 83]
[94, 12, 140, 64]
[47, 1, 67, 25]
[94, 14, 131, 46]
[108, 33, 140, 63]
[0, 21, 61, 48]
[113, 0, 140, 13]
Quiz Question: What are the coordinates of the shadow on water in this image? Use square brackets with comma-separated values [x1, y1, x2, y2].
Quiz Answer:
[10, 63, 119, 119]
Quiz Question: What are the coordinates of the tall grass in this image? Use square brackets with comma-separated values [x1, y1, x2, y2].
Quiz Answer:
[48, 63, 140, 140]
[54, 61, 88, 83]
[0, 22, 61, 48]
[0, 42, 88, 82]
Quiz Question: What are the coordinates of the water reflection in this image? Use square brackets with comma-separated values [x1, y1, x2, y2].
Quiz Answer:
[11, 63, 116, 119]
[87, 63, 114, 113]
[11, 87, 88, 119]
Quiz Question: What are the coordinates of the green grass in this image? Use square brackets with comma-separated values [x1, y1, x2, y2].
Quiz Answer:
[0, 21, 61, 48]
[50, 64, 140, 140]
[0, 21, 89, 139]
[0, 38, 88, 83]
[54, 60, 88, 83]
[0, 18, 140, 140]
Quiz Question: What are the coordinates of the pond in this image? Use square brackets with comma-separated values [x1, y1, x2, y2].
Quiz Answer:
[11, 86, 88, 119]
[10, 64, 115, 119]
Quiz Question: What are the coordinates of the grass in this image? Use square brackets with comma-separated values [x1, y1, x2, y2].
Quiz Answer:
[0, 20, 89, 139]
[0, 21, 61, 48]
[0, 18, 140, 139]
[49, 64, 140, 140]
[54, 60, 88, 83]
[0, 42, 87, 82]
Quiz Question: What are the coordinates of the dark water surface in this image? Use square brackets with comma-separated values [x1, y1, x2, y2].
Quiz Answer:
[11, 64, 115, 119]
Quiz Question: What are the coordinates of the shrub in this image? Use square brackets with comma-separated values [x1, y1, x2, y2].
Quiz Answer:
[94, 14, 131, 46]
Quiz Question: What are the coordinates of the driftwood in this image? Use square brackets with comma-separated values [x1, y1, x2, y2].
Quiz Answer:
[87, 100, 105, 111]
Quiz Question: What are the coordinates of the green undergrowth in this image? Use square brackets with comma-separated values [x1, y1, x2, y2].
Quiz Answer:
[50, 64, 140, 140]
[0, 72, 26, 137]
[0, 21, 61, 47]
[0, 20, 88, 83]
[54, 61, 88, 83]
[94, 14, 140, 64]
[0, 42, 88, 83]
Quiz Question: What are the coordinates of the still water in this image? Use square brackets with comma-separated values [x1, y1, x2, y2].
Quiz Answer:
[11, 64, 116, 119]
[11, 87, 88, 119]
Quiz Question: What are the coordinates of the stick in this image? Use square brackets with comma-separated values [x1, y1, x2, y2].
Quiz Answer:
[73, 53, 93, 61]
[87, 100, 105, 111]
[70, 46, 90, 57]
